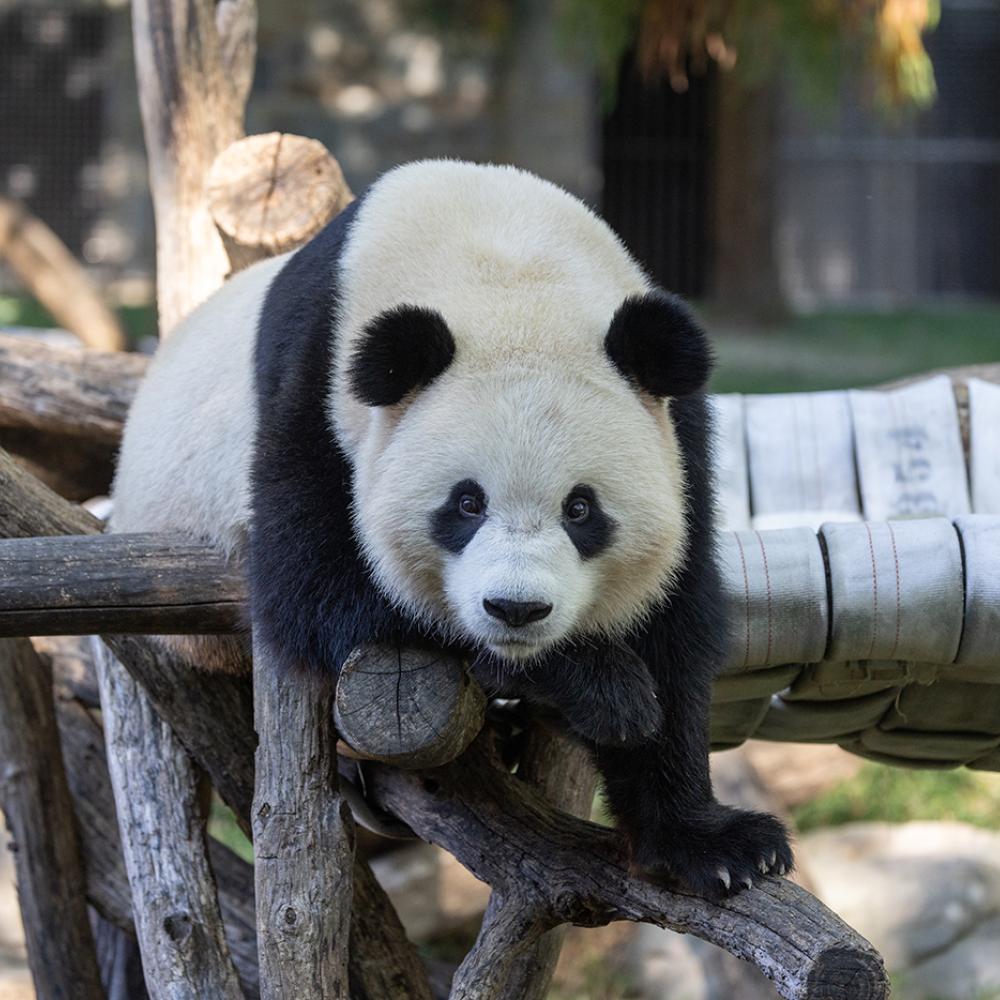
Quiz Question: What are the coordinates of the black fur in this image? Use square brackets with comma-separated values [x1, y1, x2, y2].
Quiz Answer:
[430, 479, 488, 554]
[251, 198, 429, 674]
[589, 395, 790, 896]
[561, 484, 615, 558]
[348, 305, 455, 407]
[605, 291, 713, 399]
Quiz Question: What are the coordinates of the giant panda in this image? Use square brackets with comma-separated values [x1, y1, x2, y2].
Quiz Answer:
[111, 159, 792, 897]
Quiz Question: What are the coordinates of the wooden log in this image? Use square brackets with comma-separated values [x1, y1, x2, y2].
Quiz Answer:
[366, 737, 890, 1000]
[207, 133, 354, 273]
[493, 727, 596, 1000]
[0, 426, 117, 502]
[0, 198, 125, 351]
[0, 529, 481, 772]
[0, 445, 99, 538]
[335, 644, 485, 769]
[252, 634, 354, 999]
[0, 333, 145, 443]
[132, 0, 256, 334]
[0, 638, 105, 999]
[94, 640, 244, 1000]
[55, 688, 260, 998]
[0, 533, 245, 637]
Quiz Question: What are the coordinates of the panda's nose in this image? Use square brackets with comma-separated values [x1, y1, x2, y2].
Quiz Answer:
[483, 598, 553, 627]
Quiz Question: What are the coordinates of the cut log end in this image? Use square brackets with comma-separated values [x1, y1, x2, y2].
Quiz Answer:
[207, 132, 354, 272]
[334, 644, 485, 769]
[804, 944, 889, 1000]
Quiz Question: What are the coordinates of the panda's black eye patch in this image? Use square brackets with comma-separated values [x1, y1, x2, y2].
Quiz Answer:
[431, 479, 487, 554]
[562, 484, 615, 558]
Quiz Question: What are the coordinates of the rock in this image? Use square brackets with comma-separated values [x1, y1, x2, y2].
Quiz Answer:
[627, 924, 778, 1000]
[801, 822, 1000, 971]
[903, 914, 1000, 1000]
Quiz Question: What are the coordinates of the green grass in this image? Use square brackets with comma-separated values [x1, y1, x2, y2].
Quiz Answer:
[0, 292, 158, 343]
[209, 797, 253, 863]
[793, 763, 1000, 833]
[706, 306, 1000, 394]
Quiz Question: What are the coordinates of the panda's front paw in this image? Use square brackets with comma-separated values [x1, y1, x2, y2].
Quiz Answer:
[536, 641, 662, 748]
[630, 805, 793, 899]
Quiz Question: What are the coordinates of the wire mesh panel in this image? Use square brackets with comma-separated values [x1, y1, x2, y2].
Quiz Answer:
[0, 5, 108, 256]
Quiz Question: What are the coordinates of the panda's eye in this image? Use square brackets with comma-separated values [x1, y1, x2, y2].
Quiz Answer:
[459, 494, 484, 518]
[565, 496, 590, 523]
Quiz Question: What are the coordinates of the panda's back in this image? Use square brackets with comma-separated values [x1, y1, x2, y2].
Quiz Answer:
[109, 252, 290, 552]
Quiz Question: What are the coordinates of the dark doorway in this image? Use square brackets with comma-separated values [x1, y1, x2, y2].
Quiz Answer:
[601, 56, 714, 297]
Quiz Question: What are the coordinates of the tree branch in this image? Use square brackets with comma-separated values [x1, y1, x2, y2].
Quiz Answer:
[366, 737, 889, 1000]
[252, 634, 354, 998]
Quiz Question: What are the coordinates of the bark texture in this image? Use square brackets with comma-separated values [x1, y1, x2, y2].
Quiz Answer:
[0, 637, 105, 1000]
[252, 635, 354, 999]
[131, 0, 256, 333]
[94, 640, 244, 1000]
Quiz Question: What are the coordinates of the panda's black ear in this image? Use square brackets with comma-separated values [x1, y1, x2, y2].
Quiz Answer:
[604, 291, 713, 398]
[349, 305, 456, 406]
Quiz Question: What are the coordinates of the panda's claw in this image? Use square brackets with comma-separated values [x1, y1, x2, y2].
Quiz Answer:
[769, 850, 777, 868]
[628, 804, 793, 899]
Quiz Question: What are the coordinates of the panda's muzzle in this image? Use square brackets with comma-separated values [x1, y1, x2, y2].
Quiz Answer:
[482, 598, 553, 628]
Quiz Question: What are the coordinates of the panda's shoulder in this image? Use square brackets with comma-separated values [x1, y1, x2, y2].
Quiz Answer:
[255, 197, 365, 401]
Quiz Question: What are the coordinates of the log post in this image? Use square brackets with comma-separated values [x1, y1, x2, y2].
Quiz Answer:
[207, 132, 354, 273]
[0, 637, 105, 999]
[251, 634, 354, 999]
[131, 0, 256, 333]
[94, 640, 244, 1000]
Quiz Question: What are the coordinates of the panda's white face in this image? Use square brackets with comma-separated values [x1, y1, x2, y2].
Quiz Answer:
[351, 366, 689, 661]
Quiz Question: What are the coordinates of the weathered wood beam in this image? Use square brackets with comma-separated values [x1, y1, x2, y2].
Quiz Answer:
[0, 533, 244, 636]
[252, 634, 354, 999]
[491, 728, 597, 1000]
[366, 736, 889, 1000]
[0, 638, 105, 999]
[94, 640, 244, 1000]
[54, 685, 260, 998]
[0, 531, 484, 772]
[132, 0, 256, 333]
[0, 333, 145, 442]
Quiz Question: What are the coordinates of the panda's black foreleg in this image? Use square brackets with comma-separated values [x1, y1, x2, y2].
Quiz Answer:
[470, 642, 662, 748]
[591, 646, 793, 899]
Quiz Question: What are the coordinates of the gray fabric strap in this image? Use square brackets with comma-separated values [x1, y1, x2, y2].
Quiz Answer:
[718, 527, 828, 670]
[821, 518, 964, 664]
[745, 390, 860, 530]
[708, 394, 751, 531]
[969, 378, 1000, 514]
[850, 375, 971, 520]
[954, 515, 1000, 671]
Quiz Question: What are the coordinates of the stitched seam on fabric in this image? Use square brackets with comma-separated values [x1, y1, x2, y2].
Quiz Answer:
[864, 521, 879, 659]
[734, 533, 752, 670]
[886, 520, 902, 659]
[754, 530, 774, 665]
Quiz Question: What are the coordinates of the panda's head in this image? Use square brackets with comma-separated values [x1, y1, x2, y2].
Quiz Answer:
[345, 291, 711, 661]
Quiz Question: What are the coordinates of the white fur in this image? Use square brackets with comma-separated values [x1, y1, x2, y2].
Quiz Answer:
[111, 160, 690, 661]
[110, 252, 290, 550]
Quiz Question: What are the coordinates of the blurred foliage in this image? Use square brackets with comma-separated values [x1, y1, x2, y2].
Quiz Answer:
[0, 293, 157, 345]
[707, 306, 1000, 394]
[793, 763, 1000, 832]
[558, 0, 939, 108]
